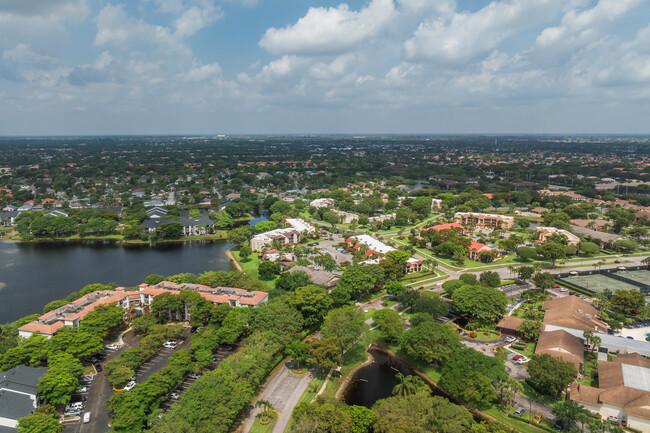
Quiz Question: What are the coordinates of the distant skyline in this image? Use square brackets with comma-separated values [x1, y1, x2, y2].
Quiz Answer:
[1, 0, 649, 135]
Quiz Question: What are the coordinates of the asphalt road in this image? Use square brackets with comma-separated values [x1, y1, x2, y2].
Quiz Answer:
[237, 362, 314, 433]
[62, 330, 188, 433]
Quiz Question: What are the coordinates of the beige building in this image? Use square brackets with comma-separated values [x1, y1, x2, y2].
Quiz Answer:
[536, 226, 581, 246]
[454, 212, 514, 229]
[571, 353, 650, 431]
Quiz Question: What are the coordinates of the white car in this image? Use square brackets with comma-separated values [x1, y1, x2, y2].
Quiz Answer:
[77, 386, 88, 393]
[124, 381, 137, 391]
[517, 357, 530, 365]
[607, 416, 619, 423]
[163, 341, 177, 349]
[105, 344, 120, 351]
[66, 402, 83, 411]
[188, 373, 201, 379]
[505, 336, 517, 343]
[169, 392, 180, 400]
[559, 288, 568, 292]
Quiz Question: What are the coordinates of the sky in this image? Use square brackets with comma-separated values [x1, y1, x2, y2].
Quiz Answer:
[1, 0, 649, 135]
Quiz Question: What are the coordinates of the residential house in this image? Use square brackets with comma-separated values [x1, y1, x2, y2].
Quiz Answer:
[0, 211, 20, 227]
[420, 222, 464, 232]
[250, 218, 314, 251]
[405, 258, 423, 274]
[141, 217, 215, 236]
[569, 225, 626, 246]
[0, 366, 49, 430]
[288, 266, 341, 288]
[571, 353, 650, 431]
[535, 329, 585, 370]
[146, 207, 168, 218]
[496, 316, 525, 337]
[44, 210, 69, 218]
[454, 212, 514, 229]
[536, 226, 581, 246]
[542, 297, 608, 333]
[468, 242, 494, 261]
[309, 198, 334, 208]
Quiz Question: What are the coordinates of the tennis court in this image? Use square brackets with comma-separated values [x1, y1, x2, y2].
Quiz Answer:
[617, 269, 650, 288]
[561, 273, 641, 294]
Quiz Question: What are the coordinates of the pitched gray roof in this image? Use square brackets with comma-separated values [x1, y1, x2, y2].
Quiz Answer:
[0, 390, 34, 420]
[0, 365, 48, 395]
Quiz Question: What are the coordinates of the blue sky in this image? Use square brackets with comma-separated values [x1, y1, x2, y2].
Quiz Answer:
[1, 0, 649, 135]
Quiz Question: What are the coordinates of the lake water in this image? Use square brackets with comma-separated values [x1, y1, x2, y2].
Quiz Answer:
[0, 240, 235, 324]
[343, 348, 415, 408]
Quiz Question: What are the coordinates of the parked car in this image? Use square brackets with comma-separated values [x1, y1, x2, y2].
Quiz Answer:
[163, 341, 177, 349]
[553, 420, 564, 431]
[64, 410, 82, 417]
[513, 355, 523, 361]
[559, 287, 568, 292]
[169, 392, 180, 400]
[533, 413, 544, 423]
[124, 381, 137, 391]
[83, 412, 91, 424]
[77, 386, 88, 393]
[607, 416, 620, 423]
[105, 344, 120, 351]
[94, 364, 103, 372]
[505, 336, 517, 343]
[517, 357, 530, 365]
[188, 372, 202, 379]
[514, 407, 525, 416]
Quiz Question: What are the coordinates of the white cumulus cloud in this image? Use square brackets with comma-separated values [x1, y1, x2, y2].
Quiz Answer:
[259, 0, 396, 55]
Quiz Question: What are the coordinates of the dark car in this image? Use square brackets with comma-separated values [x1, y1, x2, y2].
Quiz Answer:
[553, 420, 564, 431]
[94, 364, 103, 372]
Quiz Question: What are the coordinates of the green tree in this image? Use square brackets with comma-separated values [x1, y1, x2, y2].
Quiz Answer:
[379, 250, 410, 281]
[459, 273, 477, 285]
[400, 321, 461, 365]
[286, 285, 333, 327]
[533, 272, 555, 292]
[527, 354, 576, 396]
[239, 243, 252, 262]
[579, 241, 600, 256]
[516, 247, 538, 261]
[392, 372, 430, 397]
[285, 340, 310, 368]
[439, 348, 505, 405]
[583, 330, 602, 353]
[385, 281, 406, 296]
[348, 405, 375, 433]
[16, 405, 63, 433]
[517, 266, 535, 281]
[479, 271, 501, 288]
[412, 292, 448, 319]
[273, 271, 313, 293]
[611, 289, 645, 315]
[552, 400, 589, 430]
[42, 299, 68, 314]
[373, 309, 405, 343]
[516, 320, 542, 342]
[258, 261, 281, 280]
[321, 306, 367, 350]
[38, 353, 84, 405]
[144, 274, 164, 286]
[452, 285, 507, 326]
[156, 221, 183, 238]
[308, 337, 342, 370]
[537, 242, 566, 265]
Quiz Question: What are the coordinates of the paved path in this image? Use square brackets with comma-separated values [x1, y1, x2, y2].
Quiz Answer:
[238, 364, 313, 433]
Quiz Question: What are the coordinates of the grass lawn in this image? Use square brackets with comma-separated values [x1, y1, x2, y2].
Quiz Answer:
[231, 248, 277, 288]
[249, 411, 278, 433]
[578, 351, 598, 386]
[357, 289, 387, 304]
[519, 381, 563, 406]
[484, 407, 553, 433]
[468, 330, 501, 341]
[511, 342, 536, 358]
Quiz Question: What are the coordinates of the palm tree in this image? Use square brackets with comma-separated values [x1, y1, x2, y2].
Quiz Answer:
[392, 373, 429, 397]
[507, 265, 515, 279]
[255, 399, 274, 423]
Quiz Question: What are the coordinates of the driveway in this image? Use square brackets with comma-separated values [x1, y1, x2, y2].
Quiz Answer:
[237, 363, 314, 433]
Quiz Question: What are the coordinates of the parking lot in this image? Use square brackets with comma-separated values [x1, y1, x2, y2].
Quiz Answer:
[315, 240, 352, 264]
[62, 330, 190, 433]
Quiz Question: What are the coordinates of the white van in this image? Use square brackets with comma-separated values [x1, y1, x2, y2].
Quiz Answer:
[83, 412, 91, 424]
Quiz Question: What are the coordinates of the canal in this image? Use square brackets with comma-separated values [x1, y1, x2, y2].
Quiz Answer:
[0, 240, 235, 323]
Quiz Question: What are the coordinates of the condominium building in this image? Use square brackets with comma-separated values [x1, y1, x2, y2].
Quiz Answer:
[454, 212, 514, 229]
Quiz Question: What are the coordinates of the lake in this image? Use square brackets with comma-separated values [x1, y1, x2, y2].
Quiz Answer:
[0, 240, 235, 324]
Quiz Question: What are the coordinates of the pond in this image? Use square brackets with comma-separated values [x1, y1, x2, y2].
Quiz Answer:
[342, 348, 445, 408]
[0, 240, 235, 323]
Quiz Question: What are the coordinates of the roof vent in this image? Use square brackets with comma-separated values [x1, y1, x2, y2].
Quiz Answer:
[585, 314, 592, 319]
[578, 309, 583, 315]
